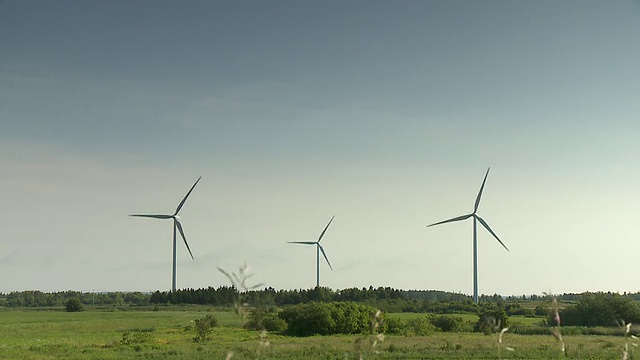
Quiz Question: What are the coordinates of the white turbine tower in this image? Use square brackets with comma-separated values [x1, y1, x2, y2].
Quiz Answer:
[130, 177, 201, 292]
[288, 216, 335, 288]
[427, 168, 508, 303]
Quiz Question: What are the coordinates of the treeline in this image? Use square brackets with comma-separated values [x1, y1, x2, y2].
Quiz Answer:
[148, 286, 537, 316]
[148, 286, 471, 311]
[0, 290, 148, 307]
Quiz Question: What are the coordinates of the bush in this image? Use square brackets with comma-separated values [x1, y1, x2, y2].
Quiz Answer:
[430, 315, 466, 332]
[245, 306, 288, 332]
[65, 298, 83, 312]
[279, 302, 377, 336]
[193, 314, 218, 342]
[383, 317, 407, 335]
[405, 316, 437, 336]
[263, 315, 288, 332]
[534, 305, 547, 316]
[475, 309, 509, 335]
[556, 292, 640, 327]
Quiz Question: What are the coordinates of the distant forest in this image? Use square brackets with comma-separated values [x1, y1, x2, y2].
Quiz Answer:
[3, 287, 640, 312]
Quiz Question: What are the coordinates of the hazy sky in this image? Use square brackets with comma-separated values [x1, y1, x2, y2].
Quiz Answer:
[2, 1, 640, 296]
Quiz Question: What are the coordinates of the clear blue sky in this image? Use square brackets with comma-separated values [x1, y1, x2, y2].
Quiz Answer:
[1, 0, 639, 295]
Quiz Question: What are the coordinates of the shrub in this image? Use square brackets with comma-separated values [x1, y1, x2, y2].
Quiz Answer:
[279, 302, 377, 336]
[65, 298, 83, 312]
[383, 317, 407, 335]
[245, 306, 287, 332]
[430, 315, 466, 332]
[534, 305, 547, 316]
[405, 316, 437, 336]
[280, 303, 335, 336]
[556, 292, 640, 327]
[262, 315, 288, 332]
[193, 314, 218, 342]
[475, 309, 509, 335]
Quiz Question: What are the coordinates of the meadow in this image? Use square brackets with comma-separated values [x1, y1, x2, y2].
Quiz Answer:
[0, 307, 635, 359]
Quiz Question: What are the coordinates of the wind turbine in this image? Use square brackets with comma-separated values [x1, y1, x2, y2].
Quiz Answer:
[288, 216, 335, 288]
[130, 177, 201, 292]
[427, 168, 508, 304]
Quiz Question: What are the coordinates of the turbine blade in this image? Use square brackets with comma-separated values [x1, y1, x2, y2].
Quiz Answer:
[287, 241, 317, 245]
[318, 244, 333, 270]
[427, 214, 472, 227]
[474, 168, 490, 213]
[129, 214, 173, 219]
[175, 220, 195, 260]
[318, 215, 335, 242]
[174, 176, 202, 215]
[475, 215, 509, 251]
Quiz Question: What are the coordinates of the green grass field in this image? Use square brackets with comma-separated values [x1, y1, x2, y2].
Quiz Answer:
[0, 308, 634, 359]
[386, 312, 544, 326]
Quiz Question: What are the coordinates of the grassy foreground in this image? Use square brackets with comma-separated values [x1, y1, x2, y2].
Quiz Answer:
[0, 308, 634, 359]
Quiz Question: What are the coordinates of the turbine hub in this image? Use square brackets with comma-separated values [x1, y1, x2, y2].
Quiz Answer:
[174, 215, 180, 220]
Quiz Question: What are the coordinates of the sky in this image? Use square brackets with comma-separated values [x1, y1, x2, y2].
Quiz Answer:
[1, 0, 640, 296]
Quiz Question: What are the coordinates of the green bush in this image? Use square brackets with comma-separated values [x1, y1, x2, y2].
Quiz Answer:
[405, 316, 437, 336]
[430, 315, 466, 332]
[262, 315, 288, 332]
[534, 305, 547, 316]
[475, 309, 509, 334]
[65, 298, 83, 312]
[556, 292, 640, 327]
[193, 314, 218, 342]
[279, 302, 377, 336]
[383, 317, 407, 335]
[245, 306, 288, 332]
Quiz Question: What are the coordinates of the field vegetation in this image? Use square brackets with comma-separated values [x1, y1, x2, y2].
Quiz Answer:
[2, 290, 640, 359]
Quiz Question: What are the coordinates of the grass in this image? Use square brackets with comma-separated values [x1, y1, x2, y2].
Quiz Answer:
[387, 312, 545, 326]
[0, 307, 635, 359]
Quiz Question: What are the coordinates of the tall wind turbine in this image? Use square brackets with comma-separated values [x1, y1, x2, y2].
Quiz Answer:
[130, 177, 201, 292]
[288, 216, 335, 288]
[427, 168, 508, 303]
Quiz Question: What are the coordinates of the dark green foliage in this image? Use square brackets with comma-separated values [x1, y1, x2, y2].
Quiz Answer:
[279, 302, 377, 336]
[193, 314, 218, 342]
[262, 315, 288, 332]
[404, 300, 478, 314]
[280, 303, 335, 336]
[430, 315, 467, 332]
[244, 306, 287, 332]
[65, 298, 83, 312]
[475, 308, 509, 334]
[404, 316, 437, 336]
[382, 317, 407, 335]
[1, 290, 148, 308]
[556, 292, 640, 327]
[381, 316, 438, 336]
[534, 305, 548, 316]
[504, 303, 528, 316]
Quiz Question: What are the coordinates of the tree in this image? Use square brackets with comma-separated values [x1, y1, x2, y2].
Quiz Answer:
[475, 308, 509, 335]
[65, 298, 83, 312]
[557, 292, 640, 327]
